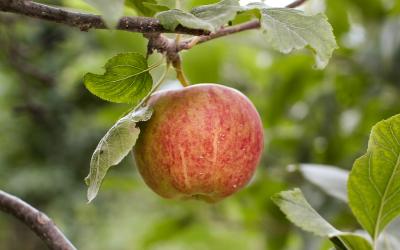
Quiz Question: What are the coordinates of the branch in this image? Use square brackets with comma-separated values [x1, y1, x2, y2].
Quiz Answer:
[0, 0, 206, 35]
[178, 20, 261, 50]
[0, 190, 77, 250]
[0, 0, 308, 45]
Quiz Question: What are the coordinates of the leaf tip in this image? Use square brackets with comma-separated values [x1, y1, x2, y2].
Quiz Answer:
[86, 184, 99, 203]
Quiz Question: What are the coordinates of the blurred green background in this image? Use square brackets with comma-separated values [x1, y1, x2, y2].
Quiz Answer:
[0, 0, 399, 249]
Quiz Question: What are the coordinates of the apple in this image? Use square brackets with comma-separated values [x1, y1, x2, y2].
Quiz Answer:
[134, 84, 264, 202]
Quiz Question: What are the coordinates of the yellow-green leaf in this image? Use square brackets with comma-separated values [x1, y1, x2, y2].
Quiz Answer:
[348, 114, 400, 240]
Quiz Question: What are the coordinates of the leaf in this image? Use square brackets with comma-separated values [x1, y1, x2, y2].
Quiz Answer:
[84, 52, 153, 105]
[85, 107, 153, 202]
[348, 114, 400, 240]
[143, 2, 169, 13]
[337, 234, 373, 250]
[272, 189, 373, 250]
[191, 0, 242, 29]
[293, 164, 349, 202]
[156, 9, 215, 32]
[156, 0, 241, 32]
[258, 8, 338, 69]
[156, 0, 175, 9]
[84, 0, 125, 27]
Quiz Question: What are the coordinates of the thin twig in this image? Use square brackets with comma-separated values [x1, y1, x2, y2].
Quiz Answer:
[178, 20, 261, 51]
[0, 190, 77, 250]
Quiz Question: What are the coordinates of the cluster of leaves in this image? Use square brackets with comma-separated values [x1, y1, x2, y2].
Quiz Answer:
[87, 0, 337, 68]
[83, 0, 338, 202]
[273, 115, 400, 250]
[157, 1, 337, 68]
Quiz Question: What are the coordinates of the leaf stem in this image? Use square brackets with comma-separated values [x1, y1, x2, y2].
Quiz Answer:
[138, 61, 170, 108]
[151, 63, 171, 94]
[148, 58, 165, 71]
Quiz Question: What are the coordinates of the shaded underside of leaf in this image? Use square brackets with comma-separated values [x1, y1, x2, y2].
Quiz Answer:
[259, 8, 338, 69]
[156, 0, 241, 32]
[272, 188, 339, 237]
[191, 0, 242, 29]
[85, 107, 153, 202]
[272, 188, 372, 250]
[348, 114, 400, 239]
[156, 9, 215, 31]
[295, 164, 349, 202]
[84, 52, 153, 105]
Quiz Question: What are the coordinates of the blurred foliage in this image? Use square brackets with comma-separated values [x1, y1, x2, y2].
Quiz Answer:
[0, 0, 399, 249]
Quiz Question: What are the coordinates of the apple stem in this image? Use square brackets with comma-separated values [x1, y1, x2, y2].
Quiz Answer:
[145, 33, 190, 87]
[173, 58, 190, 87]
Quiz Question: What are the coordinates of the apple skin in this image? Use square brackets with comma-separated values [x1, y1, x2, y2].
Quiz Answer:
[134, 84, 264, 202]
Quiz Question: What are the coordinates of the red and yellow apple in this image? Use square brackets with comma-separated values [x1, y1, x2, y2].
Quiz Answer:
[134, 84, 264, 202]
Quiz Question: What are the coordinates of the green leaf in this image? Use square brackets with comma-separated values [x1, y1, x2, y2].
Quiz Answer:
[156, 0, 176, 9]
[272, 189, 373, 250]
[293, 164, 349, 202]
[272, 188, 338, 236]
[156, 0, 241, 32]
[348, 114, 400, 240]
[337, 234, 373, 250]
[84, 53, 153, 105]
[156, 9, 215, 32]
[191, 0, 241, 29]
[84, 0, 125, 27]
[143, 2, 169, 12]
[85, 107, 153, 202]
[258, 8, 338, 69]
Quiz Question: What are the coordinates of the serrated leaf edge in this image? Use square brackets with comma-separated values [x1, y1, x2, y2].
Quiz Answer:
[85, 107, 153, 202]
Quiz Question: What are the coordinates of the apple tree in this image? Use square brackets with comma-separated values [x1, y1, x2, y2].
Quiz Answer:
[0, 0, 399, 250]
